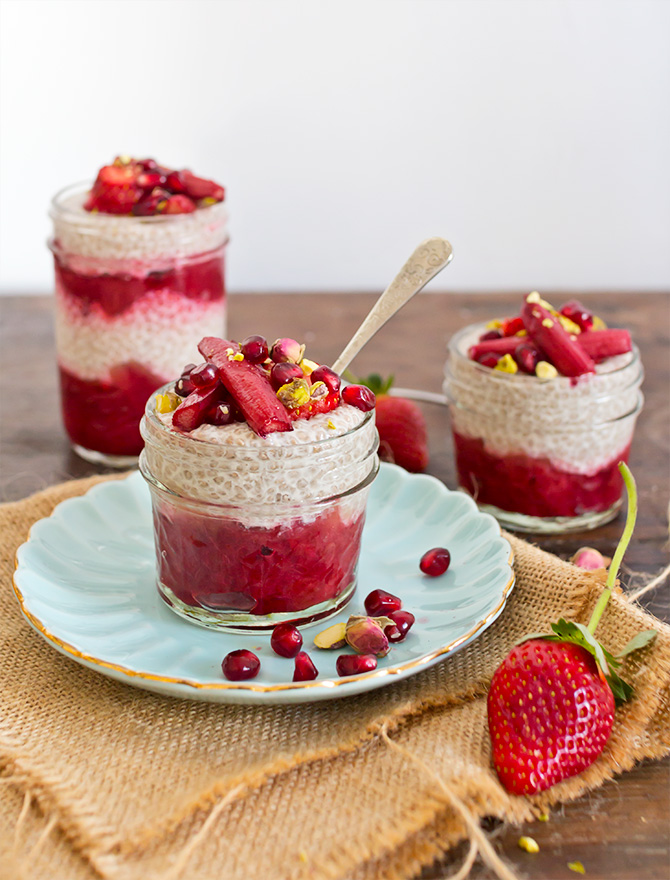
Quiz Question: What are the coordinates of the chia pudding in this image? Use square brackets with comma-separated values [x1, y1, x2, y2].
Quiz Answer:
[443, 294, 643, 533]
[49, 157, 228, 465]
[140, 335, 379, 630]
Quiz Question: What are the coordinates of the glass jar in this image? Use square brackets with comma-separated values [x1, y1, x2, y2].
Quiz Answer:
[49, 182, 229, 466]
[444, 323, 644, 534]
[140, 391, 380, 630]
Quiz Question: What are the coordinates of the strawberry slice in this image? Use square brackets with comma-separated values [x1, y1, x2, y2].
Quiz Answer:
[85, 162, 143, 214]
[577, 329, 632, 362]
[172, 384, 221, 432]
[521, 297, 596, 377]
[198, 337, 293, 436]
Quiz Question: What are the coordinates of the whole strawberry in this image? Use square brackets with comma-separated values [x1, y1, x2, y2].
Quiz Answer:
[352, 374, 428, 472]
[487, 639, 614, 795]
[487, 463, 656, 796]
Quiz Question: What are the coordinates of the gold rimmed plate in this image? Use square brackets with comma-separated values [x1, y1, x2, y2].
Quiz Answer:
[13, 464, 514, 704]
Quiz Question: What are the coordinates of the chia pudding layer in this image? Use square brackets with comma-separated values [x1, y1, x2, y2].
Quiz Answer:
[444, 322, 643, 527]
[50, 183, 228, 461]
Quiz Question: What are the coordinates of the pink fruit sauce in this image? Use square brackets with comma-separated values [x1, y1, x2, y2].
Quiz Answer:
[452, 432, 632, 519]
[153, 500, 366, 618]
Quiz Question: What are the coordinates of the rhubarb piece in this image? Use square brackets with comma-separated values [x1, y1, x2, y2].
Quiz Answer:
[181, 169, 225, 201]
[172, 385, 221, 432]
[514, 342, 540, 374]
[521, 298, 596, 377]
[577, 329, 632, 362]
[467, 337, 520, 361]
[198, 337, 293, 436]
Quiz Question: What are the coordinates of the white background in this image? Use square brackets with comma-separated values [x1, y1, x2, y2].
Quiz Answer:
[1, 0, 669, 294]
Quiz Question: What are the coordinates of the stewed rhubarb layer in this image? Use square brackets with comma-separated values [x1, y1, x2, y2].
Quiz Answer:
[153, 499, 366, 616]
[452, 432, 632, 518]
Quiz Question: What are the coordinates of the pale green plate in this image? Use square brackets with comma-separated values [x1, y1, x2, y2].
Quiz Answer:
[13, 463, 514, 704]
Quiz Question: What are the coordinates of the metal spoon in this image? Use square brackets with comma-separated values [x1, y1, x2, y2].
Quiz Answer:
[331, 237, 453, 375]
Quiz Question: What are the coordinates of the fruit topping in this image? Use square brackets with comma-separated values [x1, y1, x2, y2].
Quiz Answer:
[341, 384, 376, 412]
[514, 343, 540, 375]
[241, 335, 269, 364]
[479, 329, 503, 341]
[190, 362, 220, 388]
[364, 589, 402, 617]
[198, 337, 293, 437]
[270, 362, 304, 390]
[468, 337, 521, 362]
[521, 297, 596, 377]
[561, 299, 594, 332]
[310, 366, 341, 395]
[270, 623, 303, 658]
[336, 654, 377, 677]
[577, 329, 632, 362]
[487, 464, 657, 794]
[84, 156, 225, 215]
[293, 652, 319, 681]
[221, 649, 260, 681]
[501, 316, 525, 336]
[172, 385, 222, 432]
[207, 402, 235, 426]
[420, 547, 451, 576]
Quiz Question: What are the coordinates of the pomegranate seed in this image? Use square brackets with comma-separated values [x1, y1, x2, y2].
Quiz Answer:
[385, 624, 403, 643]
[293, 651, 318, 681]
[479, 329, 502, 341]
[137, 158, 158, 171]
[241, 335, 269, 364]
[166, 170, 186, 193]
[341, 384, 376, 412]
[561, 300, 594, 331]
[270, 362, 304, 390]
[163, 194, 196, 214]
[191, 362, 220, 388]
[206, 403, 234, 426]
[175, 376, 195, 397]
[476, 353, 500, 369]
[364, 589, 402, 617]
[514, 343, 540, 374]
[501, 317, 525, 336]
[270, 623, 303, 658]
[182, 363, 197, 375]
[387, 610, 415, 641]
[310, 365, 341, 394]
[420, 547, 451, 576]
[137, 171, 167, 189]
[336, 654, 377, 677]
[221, 649, 260, 681]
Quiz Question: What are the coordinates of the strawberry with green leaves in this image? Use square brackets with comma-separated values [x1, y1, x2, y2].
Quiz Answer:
[349, 373, 429, 473]
[487, 463, 656, 795]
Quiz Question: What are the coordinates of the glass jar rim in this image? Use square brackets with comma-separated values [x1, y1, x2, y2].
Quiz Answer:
[447, 322, 641, 385]
[143, 385, 376, 455]
[49, 181, 227, 227]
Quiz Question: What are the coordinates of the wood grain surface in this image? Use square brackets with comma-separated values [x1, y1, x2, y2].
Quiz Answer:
[1, 291, 669, 880]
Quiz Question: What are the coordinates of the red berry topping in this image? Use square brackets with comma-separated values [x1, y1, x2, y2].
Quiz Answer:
[163, 194, 197, 214]
[501, 316, 525, 336]
[479, 329, 503, 341]
[561, 300, 594, 332]
[137, 171, 167, 189]
[180, 169, 225, 202]
[190, 362, 220, 388]
[270, 623, 303, 658]
[241, 335, 269, 364]
[420, 547, 451, 576]
[165, 170, 187, 193]
[221, 649, 260, 681]
[270, 362, 304, 391]
[364, 589, 402, 617]
[386, 610, 415, 641]
[131, 187, 171, 216]
[293, 652, 319, 681]
[341, 384, 376, 412]
[476, 353, 501, 369]
[384, 624, 403, 643]
[137, 158, 158, 171]
[310, 365, 341, 394]
[336, 654, 377, 677]
[206, 402, 235, 426]
[514, 343, 540, 375]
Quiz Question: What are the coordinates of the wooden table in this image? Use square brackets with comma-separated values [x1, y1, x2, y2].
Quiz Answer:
[1, 292, 669, 880]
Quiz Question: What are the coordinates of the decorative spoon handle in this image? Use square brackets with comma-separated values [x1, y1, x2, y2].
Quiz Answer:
[331, 237, 453, 375]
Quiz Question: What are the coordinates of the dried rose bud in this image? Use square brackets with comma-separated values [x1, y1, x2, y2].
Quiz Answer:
[345, 615, 392, 657]
[271, 337, 305, 364]
[572, 547, 608, 571]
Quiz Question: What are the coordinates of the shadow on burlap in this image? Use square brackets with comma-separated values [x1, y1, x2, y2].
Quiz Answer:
[1, 476, 668, 880]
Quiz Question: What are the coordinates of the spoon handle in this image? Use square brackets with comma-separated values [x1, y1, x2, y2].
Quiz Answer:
[331, 237, 453, 375]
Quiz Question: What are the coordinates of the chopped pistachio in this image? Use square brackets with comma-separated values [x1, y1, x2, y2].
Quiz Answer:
[232, 353, 245, 362]
[541, 318, 554, 329]
[527, 291, 555, 311]
[327, 419, 336, 430]
[536, 361, 559, 380]
[592, 315, 607, 330]
[494, 354, 518, 374]
[568, 861, 586, 874]
[518, 836, 540, 853]
[558, 314, 582, 334]
[538, 811, 550, 822]
[155, 392, 180, 414]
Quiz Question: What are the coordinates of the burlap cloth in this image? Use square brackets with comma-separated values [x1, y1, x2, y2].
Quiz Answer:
[1, 476, 669, 880]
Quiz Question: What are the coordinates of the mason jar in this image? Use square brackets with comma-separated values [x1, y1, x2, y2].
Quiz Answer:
[140, 391, 379, 630]
[49, 182, 229, 466]
[444, 323, 643, 534]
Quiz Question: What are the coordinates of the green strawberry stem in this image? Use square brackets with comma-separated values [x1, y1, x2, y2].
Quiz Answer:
[586, 462, 638, 635]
